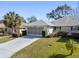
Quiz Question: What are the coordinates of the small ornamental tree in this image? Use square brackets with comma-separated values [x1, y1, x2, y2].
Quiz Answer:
[65, 39, 76, 55]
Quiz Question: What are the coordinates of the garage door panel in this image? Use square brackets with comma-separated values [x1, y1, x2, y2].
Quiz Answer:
[28, 27, 43, 35]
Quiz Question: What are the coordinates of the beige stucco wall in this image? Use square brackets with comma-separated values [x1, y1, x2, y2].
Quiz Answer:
[61, 26, 71, 32]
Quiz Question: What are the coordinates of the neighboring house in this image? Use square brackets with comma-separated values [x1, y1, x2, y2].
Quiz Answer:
[26, 16, 79, 36]
[0, 20, 26, 36]
[0, 21, 6, 35]
[19, 21, 27, 35]
[0, 21, 6, 29]
[26, 20, 54, 36]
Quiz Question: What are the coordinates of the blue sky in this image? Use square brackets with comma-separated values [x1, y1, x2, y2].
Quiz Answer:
[0, 1, 78, 21]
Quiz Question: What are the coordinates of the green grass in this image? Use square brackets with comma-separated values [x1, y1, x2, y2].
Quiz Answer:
[11, 37, 79, 58]
[0, 35, 13, 43]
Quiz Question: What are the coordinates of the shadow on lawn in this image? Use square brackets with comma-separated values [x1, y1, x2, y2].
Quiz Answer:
[72, 37, 79, 43]
[57, 36, 71, 42]
[57, 36, 79, 43]
[22, 35, 41, 39]
[49, 54, 70, 58]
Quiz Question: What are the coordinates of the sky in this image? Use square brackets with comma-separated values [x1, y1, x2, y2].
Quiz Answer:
[0, 1, 78, 21]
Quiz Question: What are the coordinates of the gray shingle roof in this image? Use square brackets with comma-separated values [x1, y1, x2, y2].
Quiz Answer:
[26, 16, 79, 27]
[26, 20, 54, 27]
[51, 16, 79, 26]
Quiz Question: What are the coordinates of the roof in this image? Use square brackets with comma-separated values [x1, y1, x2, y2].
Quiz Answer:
[26, 16, 79, 27]
[26, 20, 54, 27]
[0, 22, 6, 28]
[51, 16, 79, 26]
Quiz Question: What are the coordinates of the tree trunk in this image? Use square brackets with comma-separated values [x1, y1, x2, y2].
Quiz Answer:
[12, 27, 15, 34]
[16, 28, 20, 37]
[69, 48, 73, 55]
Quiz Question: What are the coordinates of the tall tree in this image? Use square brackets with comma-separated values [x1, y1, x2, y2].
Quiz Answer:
[47, 4, 72, 20]
[3, 11, 22, 35]
[27, 16, 37, 23]
[47, 10, 55, 20]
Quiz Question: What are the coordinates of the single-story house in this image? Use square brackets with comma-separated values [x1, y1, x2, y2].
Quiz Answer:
[51, 16, 79, 35]
[26, 16, 79, 36]
[26, 20, 54, 36]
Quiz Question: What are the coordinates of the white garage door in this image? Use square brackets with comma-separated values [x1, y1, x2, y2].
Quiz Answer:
[28, 27, 43, 35]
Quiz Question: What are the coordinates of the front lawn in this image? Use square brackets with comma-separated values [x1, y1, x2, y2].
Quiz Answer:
[11, 37, 79, 58]
[0, 35, 13, 43]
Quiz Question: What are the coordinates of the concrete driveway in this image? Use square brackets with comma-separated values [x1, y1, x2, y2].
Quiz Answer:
[0, 35, 39, 58]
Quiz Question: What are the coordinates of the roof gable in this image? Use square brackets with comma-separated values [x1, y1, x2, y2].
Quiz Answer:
[26, 20, 54, 27]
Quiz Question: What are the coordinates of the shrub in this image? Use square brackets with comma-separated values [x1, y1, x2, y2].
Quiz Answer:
[12, 33, 20, 37]
[57, 31, 68, 37]
[42, 31, 46, 37]
[65, 39, 76, 55]
[71, 33, 79, 38]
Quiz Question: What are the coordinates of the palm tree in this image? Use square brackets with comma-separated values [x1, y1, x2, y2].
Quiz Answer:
[3, 11, 22, 36]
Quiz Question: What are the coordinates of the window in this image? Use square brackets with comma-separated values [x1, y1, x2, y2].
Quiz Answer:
[71, 26, 79, 30]
[53, 27, 56, 31]
[71, 27, 73, 30]
[53, 27, 59, 31]
[60, 27, 61, 30]
[78, 27, 79, 30]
